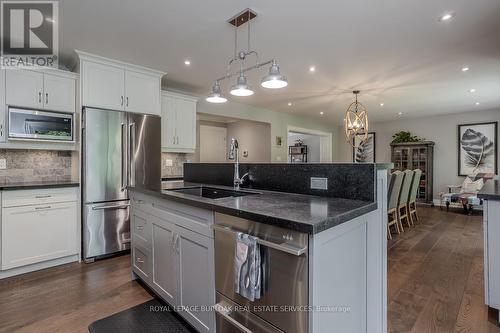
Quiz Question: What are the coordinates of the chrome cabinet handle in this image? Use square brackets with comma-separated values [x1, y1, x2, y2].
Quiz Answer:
[214, 303, 253, 333]
[171, 233, 176, 252]
[38, 92, 42, 104]
[121, 96, 124, 106]
[45, 92, 48, 105]
[172, 136, 175, 144]
[175, 234, 180, 253]
[212, 225, 307, 256]
[35, 206, 51, 210]
[0, 124, 3, 137]
[126, 96, 129, 107]
[136, 225, 144, 230]
[36, 195, 52, 199]
[136, 257, 144, 264]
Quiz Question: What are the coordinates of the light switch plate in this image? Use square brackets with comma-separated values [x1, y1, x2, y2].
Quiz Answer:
[310, 177, 328, 190]
[164, 159, 173, 167]
[0, 158, 6, 169]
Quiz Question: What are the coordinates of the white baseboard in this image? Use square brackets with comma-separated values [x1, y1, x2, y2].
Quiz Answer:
[0, 254, 79, 279]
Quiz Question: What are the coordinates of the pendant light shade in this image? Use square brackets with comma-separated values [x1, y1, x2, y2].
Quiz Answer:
[230, 73, 254, 96]
[261, 60, 288, 89]
[206, 81, 228, 103]
[344, 90, 369, 148]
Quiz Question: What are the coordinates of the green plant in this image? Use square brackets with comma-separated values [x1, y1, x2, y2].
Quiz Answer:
[391, 131, 424, 144]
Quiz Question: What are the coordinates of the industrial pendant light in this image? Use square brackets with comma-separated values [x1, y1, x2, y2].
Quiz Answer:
[206, 81, 228, 103]
[344, 90, 369, 147]
[230, 72, 254, 96]
[206, 8, 287, 103]
[261, 60, 288, 89]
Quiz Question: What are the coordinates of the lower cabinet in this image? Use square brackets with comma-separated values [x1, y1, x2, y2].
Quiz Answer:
[131, 193, 215, 333]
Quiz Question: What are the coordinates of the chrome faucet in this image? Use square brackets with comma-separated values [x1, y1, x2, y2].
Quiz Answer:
[228, 138, 249, 190]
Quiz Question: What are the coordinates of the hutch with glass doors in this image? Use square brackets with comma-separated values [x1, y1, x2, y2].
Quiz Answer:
[391, 141, 435, 205]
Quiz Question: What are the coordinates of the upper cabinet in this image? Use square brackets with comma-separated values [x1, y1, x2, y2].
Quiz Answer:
[5, 68, 76, 113]
[161, 91, 197, 153]
[77, 51, 164, 115]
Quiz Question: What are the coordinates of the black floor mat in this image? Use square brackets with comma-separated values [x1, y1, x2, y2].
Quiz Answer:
[88, 299, 196, 333]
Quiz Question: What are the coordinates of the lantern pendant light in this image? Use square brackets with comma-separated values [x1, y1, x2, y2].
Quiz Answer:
[344, 90, 369, 147]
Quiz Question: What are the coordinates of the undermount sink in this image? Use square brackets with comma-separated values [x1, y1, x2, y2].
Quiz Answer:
[167, 186, 259, 199]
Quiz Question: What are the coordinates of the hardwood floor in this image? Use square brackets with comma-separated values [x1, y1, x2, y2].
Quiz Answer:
[0, 207, 499, 332]
[388, 206, 500, 333]
[0, 255, 153, 333]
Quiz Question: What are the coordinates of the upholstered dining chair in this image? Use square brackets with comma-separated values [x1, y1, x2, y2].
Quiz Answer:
[408, 169, 422, 224]
[387, 171, 405, 239]
[398, 169, 415, 230]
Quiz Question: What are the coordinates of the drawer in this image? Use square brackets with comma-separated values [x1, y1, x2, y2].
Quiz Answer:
[132, 245, 150, 281]
[131, 208, 151, 245]
[2, 187, 78, 208]
[130, 192, 154, 212]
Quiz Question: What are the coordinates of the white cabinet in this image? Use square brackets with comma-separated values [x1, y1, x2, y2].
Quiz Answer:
[77, 51, 164, 115]
[5, 69, 76, 112]
[161, 91, 197, 153]
[0, 187, 79, 272]
[130, 192, 215, 333]
[125, 69, 161, 114]
[151, 218, 178, 306]
[0, 68, 6, 142]
[5, 69, 44, 109]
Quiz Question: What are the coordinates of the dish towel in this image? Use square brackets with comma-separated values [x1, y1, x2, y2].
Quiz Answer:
[234, 232, 261, 301]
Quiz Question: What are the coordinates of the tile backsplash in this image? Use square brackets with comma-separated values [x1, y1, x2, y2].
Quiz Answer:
[0, 149, 73, 183]
[161, 152, 189, 178]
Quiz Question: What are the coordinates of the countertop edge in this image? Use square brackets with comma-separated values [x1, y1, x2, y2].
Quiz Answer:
[128, 186, 377, 234]
[0, 182, 80, 190]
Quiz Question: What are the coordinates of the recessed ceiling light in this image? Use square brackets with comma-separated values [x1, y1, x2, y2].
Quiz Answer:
[287, 102, 292, 106]
[439, 12, 455, 22]
[380, 103, 384, 106]
[469, 88, 476, 93]
[461, 66, 469, 72]
[309, 66, 316, 72]
[320, 111, 324, 115]
[398, 112, 403, 116]
[184, 59, 191, 66]
[475, 102, 480, 106]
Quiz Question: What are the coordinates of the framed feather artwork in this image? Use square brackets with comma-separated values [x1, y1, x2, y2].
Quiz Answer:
[458, 122, 497, 176]
[353, 132, 376, 163]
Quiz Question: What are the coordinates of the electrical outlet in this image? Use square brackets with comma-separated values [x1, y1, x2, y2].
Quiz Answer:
[164, 159, 173, 167]
[0, 158, 6, 170]
[310, 177, 328, 190]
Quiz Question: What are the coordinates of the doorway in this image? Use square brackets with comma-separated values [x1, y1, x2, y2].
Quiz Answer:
[287, 126, 332, 163]
[199, 125, 227, 162]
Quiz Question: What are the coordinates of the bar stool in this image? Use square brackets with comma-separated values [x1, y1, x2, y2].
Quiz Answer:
[387, 171, 404, 239]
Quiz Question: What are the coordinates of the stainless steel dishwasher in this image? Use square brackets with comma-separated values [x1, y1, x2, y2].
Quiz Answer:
[213, 213, 309, 333]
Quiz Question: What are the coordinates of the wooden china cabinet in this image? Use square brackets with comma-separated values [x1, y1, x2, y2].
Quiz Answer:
[390, 141, 435, 205]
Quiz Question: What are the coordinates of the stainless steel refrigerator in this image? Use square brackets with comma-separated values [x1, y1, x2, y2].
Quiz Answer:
[82, 108, 161, 262]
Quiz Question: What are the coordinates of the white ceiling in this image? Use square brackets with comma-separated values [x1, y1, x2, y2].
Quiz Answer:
[59, 0, 500, 123]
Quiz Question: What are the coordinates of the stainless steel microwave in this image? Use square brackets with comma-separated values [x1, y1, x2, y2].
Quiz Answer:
[8, 107, 74, 142]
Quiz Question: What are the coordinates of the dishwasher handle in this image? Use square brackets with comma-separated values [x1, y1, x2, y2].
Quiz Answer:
[214, 303, 253, 333]
[212, 224, 307, 256]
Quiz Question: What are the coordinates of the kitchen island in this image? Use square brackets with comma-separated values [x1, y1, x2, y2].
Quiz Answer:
[479, 180, 500, 324]
[129, 163, 388, 333]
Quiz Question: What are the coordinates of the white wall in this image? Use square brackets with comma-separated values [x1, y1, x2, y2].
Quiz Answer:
[197, 100, 336, 162]
[336, 109, 500, 200]
[226, 120, 271, 163]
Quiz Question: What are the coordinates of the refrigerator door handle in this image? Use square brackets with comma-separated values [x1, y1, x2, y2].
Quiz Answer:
[92, 203, 131, 210]
[121, 123, 127, 190]
[129, 122, 136, 187]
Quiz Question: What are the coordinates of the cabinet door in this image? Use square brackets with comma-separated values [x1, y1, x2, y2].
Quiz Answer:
[0, 68, 6, 142]
[177, 228, 215, 333]
[82, 61, 125, 110]
[125, 70, 160, 115]
[5, 69, 44, 109]
[161, 94, 177, 149]
[1, 202, 77, 270]
[43, 74, 76, 112]
[151, 217, 178, 306]
[175, 98, 196, 150]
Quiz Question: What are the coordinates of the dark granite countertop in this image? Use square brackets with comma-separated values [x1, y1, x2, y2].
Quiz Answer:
[129, 182, 377, 234]
[478, 180, 500, 201]
[0, 181, 80, 190]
